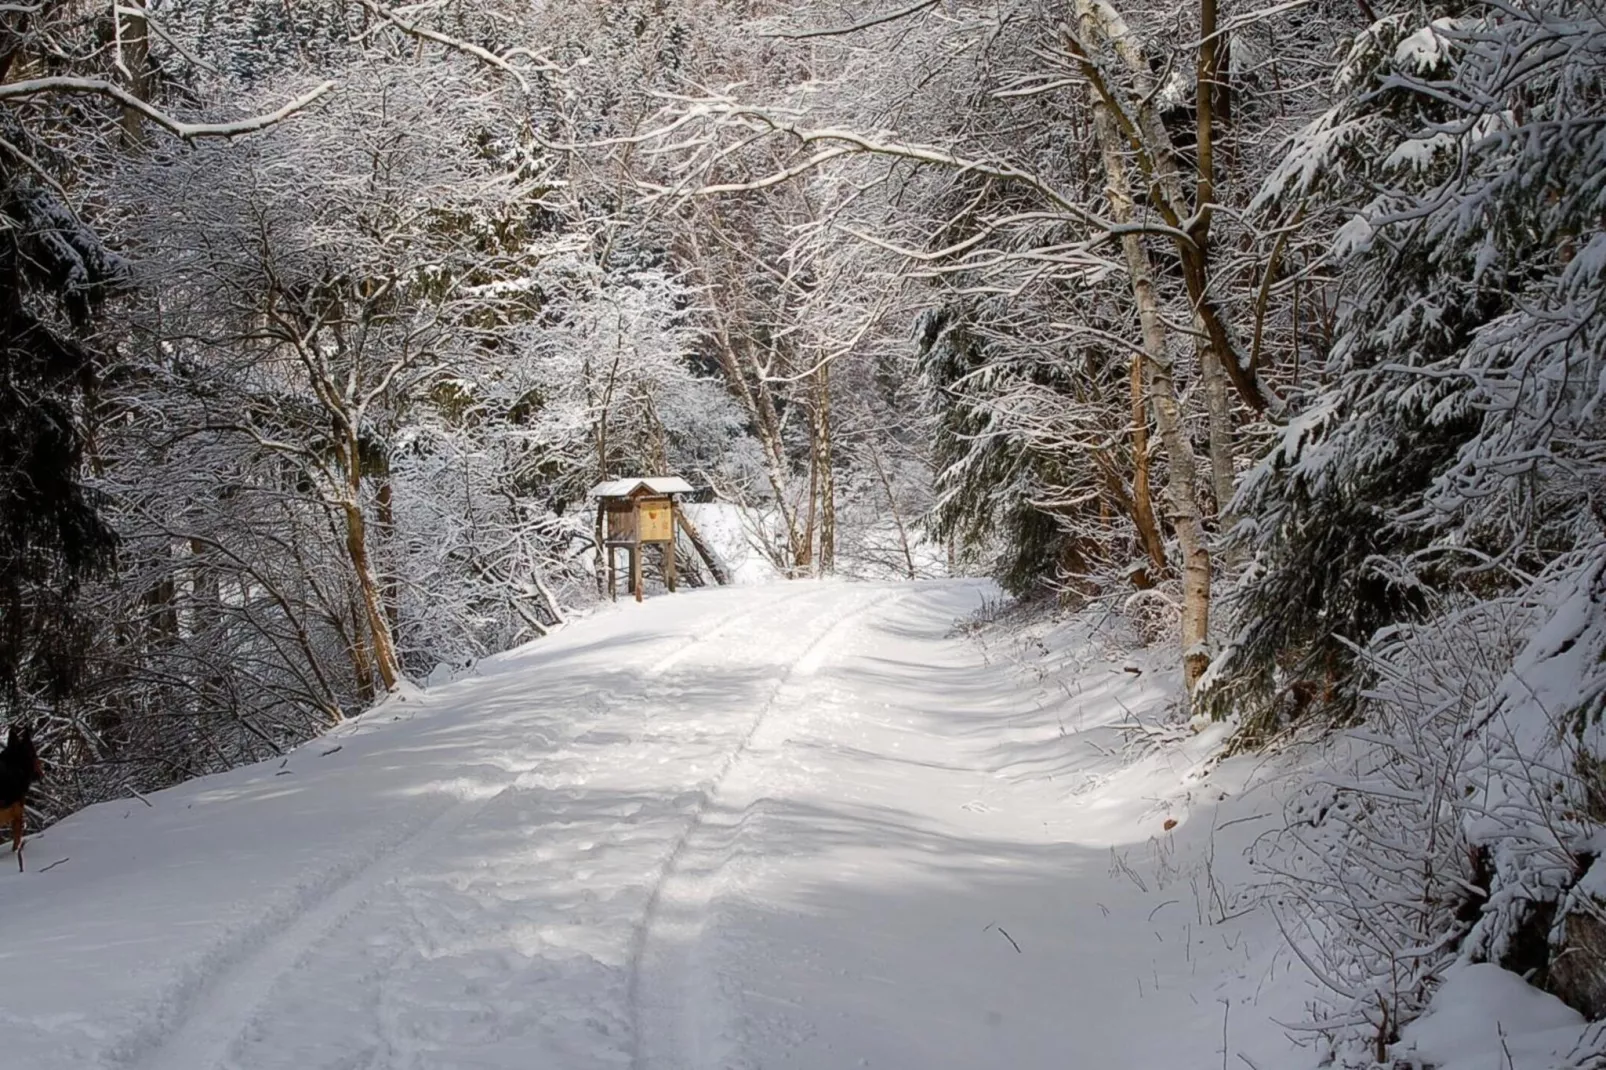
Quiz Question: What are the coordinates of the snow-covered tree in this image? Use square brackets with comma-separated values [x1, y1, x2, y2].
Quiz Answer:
[621, 0, 1359, 690]
[1208, 0, 1606, 1050]
[1, 0, 328, 740]
[1208, 0, 1606, 737]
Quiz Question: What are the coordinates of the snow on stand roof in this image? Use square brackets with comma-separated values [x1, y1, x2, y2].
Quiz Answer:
[588, 476, 696, 498]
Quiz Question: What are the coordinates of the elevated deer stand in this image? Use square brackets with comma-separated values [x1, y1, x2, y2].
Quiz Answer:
[591, 477, 695, 602]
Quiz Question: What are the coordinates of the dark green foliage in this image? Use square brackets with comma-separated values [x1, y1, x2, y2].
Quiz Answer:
[0, 176, 124, 708]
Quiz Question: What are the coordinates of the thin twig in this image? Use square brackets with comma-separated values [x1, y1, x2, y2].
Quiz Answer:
[762, 0, 942, 39]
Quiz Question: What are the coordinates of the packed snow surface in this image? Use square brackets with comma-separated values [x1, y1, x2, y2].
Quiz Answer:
[5, 580, 1341, 1068]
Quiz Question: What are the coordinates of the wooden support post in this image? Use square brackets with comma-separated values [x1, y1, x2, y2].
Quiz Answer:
[607, 545, 617, 602]
[631, 542, 643, 603]
[595, 500, 607, 596]
[666, 535, 678, 593]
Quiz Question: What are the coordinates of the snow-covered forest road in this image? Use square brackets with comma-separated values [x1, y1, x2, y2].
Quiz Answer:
[1, 582, 1304, 1070]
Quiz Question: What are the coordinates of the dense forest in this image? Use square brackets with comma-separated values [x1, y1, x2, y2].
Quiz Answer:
[3, 0, 1604, 1063]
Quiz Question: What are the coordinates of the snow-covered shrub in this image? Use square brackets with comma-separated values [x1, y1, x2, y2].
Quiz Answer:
[1123, 584, 1183, 649]
[1198, 5, 1606, 1054]
[385, 419, 586, 668]
[1263, 555, 1606, 1064]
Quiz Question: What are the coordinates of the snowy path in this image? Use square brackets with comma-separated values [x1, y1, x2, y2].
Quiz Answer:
[0, 581, 1311, 1070]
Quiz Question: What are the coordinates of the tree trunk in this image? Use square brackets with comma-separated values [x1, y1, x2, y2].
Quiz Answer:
[1089, 84, 1212, 696]
[341, 499, 401, 692]
[866, 438, 917, 579]
[1199, 343, 1237, 521]
[800, 435, 817, 576]
[345, 581, 376, 704]
[1129, 352, 1168, 577]
[1193, 0, 1237, 523]
[117, 1, 150, 145]
[813, 363, 836, 575]
[374, 461, 401, 636]
[335, 435, 400, 692]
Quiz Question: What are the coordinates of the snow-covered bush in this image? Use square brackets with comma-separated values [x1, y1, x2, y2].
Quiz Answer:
[1265, 556, 1606, 1063]
[1214, 2, 1606, 1059]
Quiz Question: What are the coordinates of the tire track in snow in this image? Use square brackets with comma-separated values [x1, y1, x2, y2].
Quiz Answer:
[124, 584, 820, 1070]
[629, 585, 905, 1070]
[127, 776, 533, 1070]
[647, 585, 819, 675]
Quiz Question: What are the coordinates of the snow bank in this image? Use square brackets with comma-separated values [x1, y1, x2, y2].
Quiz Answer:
[1399, 964, 1593, 1070]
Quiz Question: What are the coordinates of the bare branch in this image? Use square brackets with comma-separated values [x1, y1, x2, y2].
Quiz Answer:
[761, 0, 943, 40]
[0, 77, 336, 139]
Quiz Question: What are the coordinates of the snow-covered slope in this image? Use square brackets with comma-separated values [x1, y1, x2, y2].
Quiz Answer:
[7, 578, 1552, 1070]
[678, 503, 781, 586]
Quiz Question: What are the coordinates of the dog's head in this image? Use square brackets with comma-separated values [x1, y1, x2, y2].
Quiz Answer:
[5, 723, 44, 783]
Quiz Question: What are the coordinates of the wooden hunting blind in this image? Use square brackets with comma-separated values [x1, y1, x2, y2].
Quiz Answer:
[590, 476, 696, 602]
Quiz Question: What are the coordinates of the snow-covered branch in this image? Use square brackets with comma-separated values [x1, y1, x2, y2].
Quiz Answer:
[0, 77, 335, 138]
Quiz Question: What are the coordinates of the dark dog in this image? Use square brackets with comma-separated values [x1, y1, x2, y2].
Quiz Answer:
[0, 723, 44, 871]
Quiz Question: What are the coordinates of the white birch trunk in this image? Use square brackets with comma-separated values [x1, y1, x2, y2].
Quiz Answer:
[1086, 60, 1213, 696]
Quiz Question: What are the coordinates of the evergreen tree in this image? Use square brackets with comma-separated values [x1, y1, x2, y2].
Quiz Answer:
[1207, 3, 1606, 737]
[0, 163, 124, 715]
